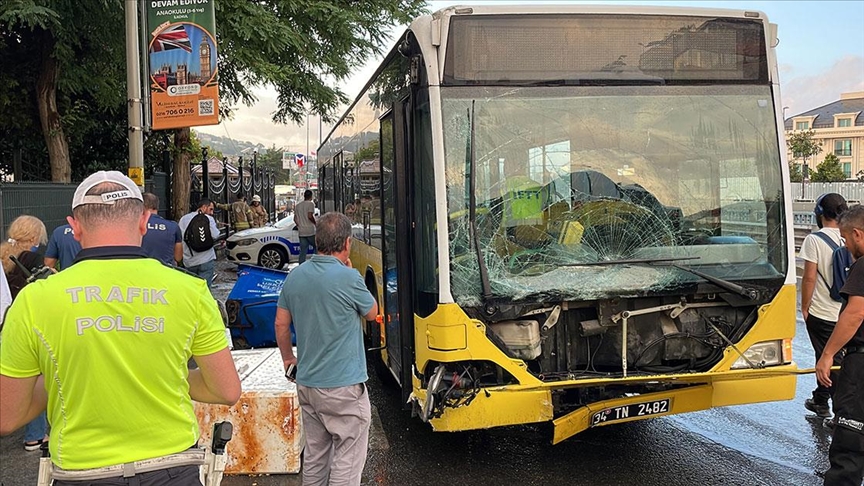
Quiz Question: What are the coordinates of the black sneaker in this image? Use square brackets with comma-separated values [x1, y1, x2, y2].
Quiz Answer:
[805, 398, 832, 418]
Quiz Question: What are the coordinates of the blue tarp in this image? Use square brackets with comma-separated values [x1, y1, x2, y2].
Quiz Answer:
[226, 264, 291, 348]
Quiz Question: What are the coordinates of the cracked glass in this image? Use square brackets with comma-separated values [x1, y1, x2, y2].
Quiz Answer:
[443, 86, 786, 306]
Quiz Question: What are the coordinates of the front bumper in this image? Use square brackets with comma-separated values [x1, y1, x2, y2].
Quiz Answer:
[417, 364, 800, 444]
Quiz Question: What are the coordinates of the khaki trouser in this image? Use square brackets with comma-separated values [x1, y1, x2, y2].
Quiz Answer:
[297, 383, 371, 486]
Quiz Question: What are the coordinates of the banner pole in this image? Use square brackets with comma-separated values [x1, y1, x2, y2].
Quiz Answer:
[139, 0, 151, 132]
[125, 0, 145, 186]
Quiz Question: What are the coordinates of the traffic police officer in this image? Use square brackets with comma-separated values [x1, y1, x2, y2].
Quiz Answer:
[0, 171, 241, 485]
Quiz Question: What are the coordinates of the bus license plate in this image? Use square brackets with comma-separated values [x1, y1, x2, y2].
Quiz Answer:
[591, 398, 670, 427]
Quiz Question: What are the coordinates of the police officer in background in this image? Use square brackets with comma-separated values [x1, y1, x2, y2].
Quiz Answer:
[141, 192, 183, 266]
[0, 171, 240, 485]
[817, 205, 864, 486]
[44, 222, 82, 271]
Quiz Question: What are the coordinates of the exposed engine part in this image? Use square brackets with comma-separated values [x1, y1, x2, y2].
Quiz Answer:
[420, 365, 446, 422]
[541, 305, 562, 332]
[610, 301, 727, 377]
[420, 363, 481, 421]
[705, 315, 760, 368]
[488, 320, 541, 360]
[580, 319, 605, 337]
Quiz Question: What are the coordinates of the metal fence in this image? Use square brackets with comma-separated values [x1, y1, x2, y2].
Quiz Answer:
[191, 162, 277, 228]
[1, 173, 170, 236]
[789, 182, 864, 203]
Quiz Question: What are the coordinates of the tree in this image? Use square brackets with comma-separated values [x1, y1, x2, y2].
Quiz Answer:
[0, 0, 126, 182]
[787, 129, 822, 180]
[2, 1, 426, 217]
[255, 145, 294, 184]
[811, 153, 846, 182]
[170, 0, 427, 217]
[789, 161, 803, 183]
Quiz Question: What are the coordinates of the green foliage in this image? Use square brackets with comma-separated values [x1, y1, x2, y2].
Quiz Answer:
[255, 145, 293, 184]
[215, 0, 426, 123]
[0, 0, 126, 180]
[1, 0, 427, 183]
[811, 153, 846, 182]
[787, 129, 822, 163]
[789, 162, 803, 183]
[355, 139, 380, 162]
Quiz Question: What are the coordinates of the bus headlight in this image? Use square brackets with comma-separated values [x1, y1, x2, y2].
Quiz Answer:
[731, 340, 786, 369]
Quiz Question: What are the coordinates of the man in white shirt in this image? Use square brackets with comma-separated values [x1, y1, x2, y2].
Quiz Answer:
[294, 190, 317, 264]
[799, 192, 848, 421]
[178, 198, 221, 288]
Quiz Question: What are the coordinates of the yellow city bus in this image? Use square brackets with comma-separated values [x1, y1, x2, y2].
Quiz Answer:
[317, 5, 797, 444]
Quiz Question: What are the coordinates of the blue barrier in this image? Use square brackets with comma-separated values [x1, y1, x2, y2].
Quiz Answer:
[225, 264, 292, 348]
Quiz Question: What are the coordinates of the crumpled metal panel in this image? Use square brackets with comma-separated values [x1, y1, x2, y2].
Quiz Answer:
[195, 349, 303, 474]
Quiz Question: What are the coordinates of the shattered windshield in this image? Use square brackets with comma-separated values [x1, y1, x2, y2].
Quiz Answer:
[443, 86, 786, 305]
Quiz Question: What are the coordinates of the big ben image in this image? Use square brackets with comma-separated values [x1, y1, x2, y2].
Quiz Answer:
[200, 38, 211, 82]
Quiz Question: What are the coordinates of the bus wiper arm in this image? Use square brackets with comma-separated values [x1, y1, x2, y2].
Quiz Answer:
[467, 102, 493, 302]
[668, 264, 758, 300]
[566, 256, 700, 267]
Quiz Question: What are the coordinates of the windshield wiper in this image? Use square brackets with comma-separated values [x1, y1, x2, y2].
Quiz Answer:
[668, 264, 758, 300]
[567, 256, 700, 267]
[467, 102, 493, 302]
[568, 257, 757, 300]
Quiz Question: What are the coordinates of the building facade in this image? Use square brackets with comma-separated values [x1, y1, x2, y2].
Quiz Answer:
[784, 91, 864, 179]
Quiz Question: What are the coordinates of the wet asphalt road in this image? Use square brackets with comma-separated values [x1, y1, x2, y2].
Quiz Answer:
[0, 267, 833, 485]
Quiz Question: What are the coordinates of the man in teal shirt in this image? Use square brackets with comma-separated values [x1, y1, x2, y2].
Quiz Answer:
[275, 212, 377, 486]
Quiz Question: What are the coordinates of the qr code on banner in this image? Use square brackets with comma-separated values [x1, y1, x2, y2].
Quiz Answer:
[199, 99, 214, 116]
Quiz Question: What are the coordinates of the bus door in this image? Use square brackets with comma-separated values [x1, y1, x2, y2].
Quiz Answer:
[380, 101, 416, 403]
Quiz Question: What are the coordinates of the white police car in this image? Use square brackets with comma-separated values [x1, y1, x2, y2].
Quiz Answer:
[225, 215, 313, 269]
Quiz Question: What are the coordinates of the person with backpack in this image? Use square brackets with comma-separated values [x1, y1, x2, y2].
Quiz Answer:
[800, 193, 848, 422]
[1, 215, 51, 451]
[179, 198, 221, 288]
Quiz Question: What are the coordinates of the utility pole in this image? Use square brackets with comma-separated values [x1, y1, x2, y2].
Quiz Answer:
[125, 0, 145, 187]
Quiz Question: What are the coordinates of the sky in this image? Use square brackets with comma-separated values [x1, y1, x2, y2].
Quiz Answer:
[195, 0, 864, 154]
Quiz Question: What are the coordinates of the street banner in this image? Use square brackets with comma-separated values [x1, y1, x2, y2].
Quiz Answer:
[146, 0, 219, 130]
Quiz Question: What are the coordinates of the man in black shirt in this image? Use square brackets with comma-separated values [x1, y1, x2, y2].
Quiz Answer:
[817, 205, 864, 486]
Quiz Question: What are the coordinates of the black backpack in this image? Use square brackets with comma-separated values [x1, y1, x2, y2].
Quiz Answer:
[812, 231, 853, 302]
[184, 211, 214, 253]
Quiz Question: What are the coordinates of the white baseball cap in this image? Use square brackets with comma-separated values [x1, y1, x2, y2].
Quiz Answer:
[252, 195, 261, 202]
[72, 171, 143, 209]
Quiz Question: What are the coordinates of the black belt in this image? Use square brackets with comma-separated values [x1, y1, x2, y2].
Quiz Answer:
[845, 346, 864, 355]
